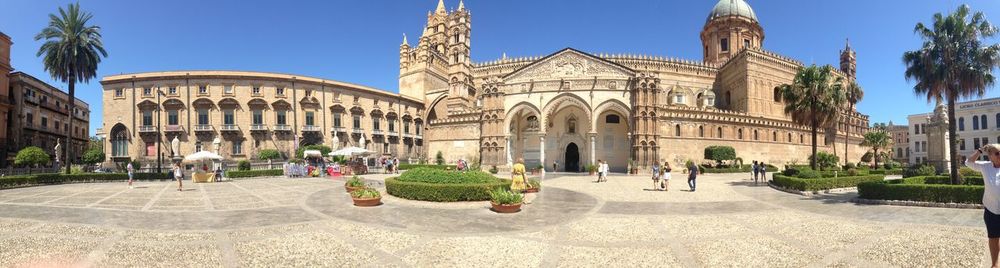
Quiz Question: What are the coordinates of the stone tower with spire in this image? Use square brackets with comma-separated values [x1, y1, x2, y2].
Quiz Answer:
[399, 0, 475, 113]
[840, 39, 857, 79]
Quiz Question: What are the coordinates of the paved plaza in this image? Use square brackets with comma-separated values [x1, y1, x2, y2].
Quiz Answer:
[0, 173, 988, 267]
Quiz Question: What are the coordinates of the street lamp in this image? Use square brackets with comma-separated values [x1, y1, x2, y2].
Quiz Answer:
[156, 88, 163, 173]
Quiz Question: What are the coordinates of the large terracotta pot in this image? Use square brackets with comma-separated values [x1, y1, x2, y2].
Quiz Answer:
[524, 187, 539, 193]
[491, 202, 522, 213]
[352, 196, 382, 207]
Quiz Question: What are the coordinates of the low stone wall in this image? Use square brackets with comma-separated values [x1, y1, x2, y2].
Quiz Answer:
[852, 198, 983, 209]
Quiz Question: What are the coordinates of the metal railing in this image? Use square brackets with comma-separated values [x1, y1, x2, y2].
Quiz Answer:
[250, 124, 269, 131]
[138, 125, 158, 132]
[273, 124, 291, 131]
[372, 129, 383, 135]
[331, 126, 345, 133]
[352, 128, 364, 134]
[220, 124, 240, 131]
[301, 125, 320, 132]
[164, 125, 185, 133]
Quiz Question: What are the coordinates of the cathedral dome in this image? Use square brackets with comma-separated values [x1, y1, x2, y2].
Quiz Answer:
[706, 0, 758, 23]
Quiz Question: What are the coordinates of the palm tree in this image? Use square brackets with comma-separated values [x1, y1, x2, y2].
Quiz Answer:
[860, 125, 892, 168]
[843, 80, 863, 165]
[903, 4, 1000, 184]
[35, 3, 108, 174]
[777, 65, 846, 170]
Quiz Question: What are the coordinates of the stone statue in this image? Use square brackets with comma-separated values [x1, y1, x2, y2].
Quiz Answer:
[212, 137, 221, 154]
[171, 136, 180, 157]
[53, 139, 61, 163]
[332, 135, 340, 150]
[359, 134, 366, 149]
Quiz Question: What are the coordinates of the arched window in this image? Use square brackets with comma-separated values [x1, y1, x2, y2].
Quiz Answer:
[800, 134, 804, 143]
[983, 114, 989, 129]
[753, 130, 759, 140]
[738, 129, 743, 140]
[717, 127, 723, 138]
[996, 113, 1000, 129]
[567, 118, 577, 134]
[606, 114, 620, 124]
[725, 91, 731, 107]
[774, 88, 781, 102]
[772, 131, 777, 142]
[787, 133, 792, 142]
[699, 126, 705, 137]
[973, 116, 980, 130]
[195, 141, 203, 152]
[675, 124, 681, 137]
[111, 126, 129, 157]
[959, 117, 966, 131]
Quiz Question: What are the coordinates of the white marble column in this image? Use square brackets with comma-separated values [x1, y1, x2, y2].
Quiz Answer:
[539, 135, 546, 174]
[506, 136, 513, 168]
[590, 135, 596, 165]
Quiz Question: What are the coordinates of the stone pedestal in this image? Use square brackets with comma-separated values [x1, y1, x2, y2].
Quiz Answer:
[926, 103, 951, 173]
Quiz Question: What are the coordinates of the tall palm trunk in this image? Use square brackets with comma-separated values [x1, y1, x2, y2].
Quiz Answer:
[811, 121, 818, 170]
[845, 103, 852, 166]
[873, 148, 879, 168]
[64, 76, 75, 174]
[947, 95, 961, 184]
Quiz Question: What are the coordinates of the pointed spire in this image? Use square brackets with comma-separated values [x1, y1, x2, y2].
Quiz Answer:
[402, 33, 409, 46]
[435, 0, 447, 14]
[502, 52, 507, 60]
[458, 0, 465, 11]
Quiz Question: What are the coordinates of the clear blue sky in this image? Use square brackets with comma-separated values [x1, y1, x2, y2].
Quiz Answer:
[3, 0, 1000, 136]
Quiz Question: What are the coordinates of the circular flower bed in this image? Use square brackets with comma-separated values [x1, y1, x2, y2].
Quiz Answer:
[386, 168, 510, 202]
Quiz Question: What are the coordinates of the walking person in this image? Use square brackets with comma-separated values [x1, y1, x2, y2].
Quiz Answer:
[662, 161, 672, 191]
[511, 158, 528, 193]
[602, 161, 610, 182]
[126, 162, 135, 189]
[759, 162, 767, 184]
[752, 161, 759, 183]
[553, 160, 559, 173]
[966, 144, 1000, 267]
[595, 160, 604, 183]
[687, 161, 698, 192]
[651, 161, 661, 190]
[173, 163, 184, 191]
[394, 158, 400, 174]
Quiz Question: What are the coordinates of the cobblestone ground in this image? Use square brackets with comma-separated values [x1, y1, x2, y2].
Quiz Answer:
[0, 172, 988, 267]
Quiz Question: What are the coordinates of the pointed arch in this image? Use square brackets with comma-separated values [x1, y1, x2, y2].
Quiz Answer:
[503, 101, 542, 135]
[591, 99, 631, 132]
[541, 93, 593, 132]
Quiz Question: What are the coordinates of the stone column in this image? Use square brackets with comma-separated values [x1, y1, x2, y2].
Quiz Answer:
[506, 136, 513, 167]
[539, 135, 546, 174]
[590, 134, 596, 165]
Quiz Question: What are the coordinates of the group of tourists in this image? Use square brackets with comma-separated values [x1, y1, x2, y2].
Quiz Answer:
[456, 158, 471, 172]
[595, 160, 609, 182]
[650, 161, 673, 191]
[751, 161, 768, 184]
[380, 156, 401, 174]
[283, 162, 310, 177]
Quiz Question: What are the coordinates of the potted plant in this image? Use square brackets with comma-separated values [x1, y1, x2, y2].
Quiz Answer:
[489, 165, 498, 174]
[489, 188, 523, 213]
[350, 187, 382, 207]
[525, 178, 541, 193]
[586, 164, 597, 175]
[345, 175, 365, 193]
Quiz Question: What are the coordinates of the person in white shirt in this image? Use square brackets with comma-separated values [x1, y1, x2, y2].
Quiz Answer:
[126, 162, 135, 189]
[967, 144, 1000, 267]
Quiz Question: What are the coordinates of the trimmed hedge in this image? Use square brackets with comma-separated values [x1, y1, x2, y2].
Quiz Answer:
[225, 169, 284, 178]
[397, 164, 457, 171]
[771, 174, 885, 192]
[867, 169, 903, 176]
[1, 173, 170, 189]
[699, 164, 779, 173]
[386, 177, 511, 202]
[396, 168, 497, 184]
[858, 176, 984, 204]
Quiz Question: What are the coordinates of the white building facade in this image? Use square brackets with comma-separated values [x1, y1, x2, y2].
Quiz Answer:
[908, 97, 1000, 165]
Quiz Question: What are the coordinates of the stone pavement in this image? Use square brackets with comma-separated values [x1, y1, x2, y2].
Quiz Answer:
[0, 172, 989, 267]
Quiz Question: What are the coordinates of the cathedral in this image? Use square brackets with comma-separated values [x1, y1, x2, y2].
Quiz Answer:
[403, 0, 871, 172]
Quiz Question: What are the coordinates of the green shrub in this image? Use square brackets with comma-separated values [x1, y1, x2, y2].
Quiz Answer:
[295, 145, 332, 160]
[903, 164, 936, 178]
[959, 166, 980, 178]
[796, 169, 821, 179]
[350, 187, 381, 199]
[843, 163, 856, 169]
[0, 173, 170, 189]
[527, 178, 541, 190]
[920, 175, 984, 185]
[489, 188, 523, 205]
[396, 164, 456, 170]
[846, 168, 858, 176]
[15, 146, 50, 167]
[346, 175, 366, 187]
[224, 169, 283, 178]
[771, 174, 885, 191]
[386, 177, 511, 202]
[237, 160, 251, 171]
[489, 165, 499, 174]
[82, 148, 106, 165]
[397, 168, 499, 184]
[435, 151, 445, 165]
[858, 176, 984, 204]
[704, 146, 736, 165]
[808, 152, 840, 170]
[257, 149, 282, 160]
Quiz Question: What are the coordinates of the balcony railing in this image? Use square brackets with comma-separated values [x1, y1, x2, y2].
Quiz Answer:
[403, 133, 413, 139]
[250, 124, 269, 131]
[273, 124, 291, 131]
[194, 125, 214, 132]
[164, 125, 185, 133]
[301, 125, 320, 132]
[138, 125, 158, 133]
[415, 134, 423, 140]
[330, 126, 346, 133]
[352, 128, 364, 134]
[220, 124, 240, 132]
[372, 129, 383, 136]
[388, 130, 399, 136]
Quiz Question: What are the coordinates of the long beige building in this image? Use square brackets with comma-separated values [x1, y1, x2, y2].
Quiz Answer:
[101, 0, 871, 172]
[100, 71, 425, 164]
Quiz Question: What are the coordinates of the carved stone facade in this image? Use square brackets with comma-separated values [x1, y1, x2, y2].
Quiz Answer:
[404, 0, 870, 172]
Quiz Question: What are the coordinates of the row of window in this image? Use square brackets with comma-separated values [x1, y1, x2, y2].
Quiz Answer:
[23, 112, 87, 137]
[958, 137, 1000, 151]
[957, 114, 1000, 131]
[719, 37, 754, 53]
[676, 125, 811, 144]
[24, 86, 90, 117]
[143, 110, 422, 134]
[119, 85, 363, 102]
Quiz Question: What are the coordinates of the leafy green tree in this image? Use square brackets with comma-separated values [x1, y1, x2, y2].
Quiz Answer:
[35, 3, 108, 173]
[776, 65, 846, 170]
[15, 146, 50, 167]
[703, 146, 736, 166]
[238, 160, 251, 171]
[903, 4, 1000, 184]
[808, 151, 840, 171]
[295, 145, 332, 159]
[81, 147, 105, 165]
[257, 149, 282, 160]
[843, 80, 864, 165]
[860, 126, 893, 168]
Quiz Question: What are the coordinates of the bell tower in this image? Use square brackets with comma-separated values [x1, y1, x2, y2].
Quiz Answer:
[398, 0, 453, 102]
[840, 39, 857, 79]
[445, 0, 475, 113]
